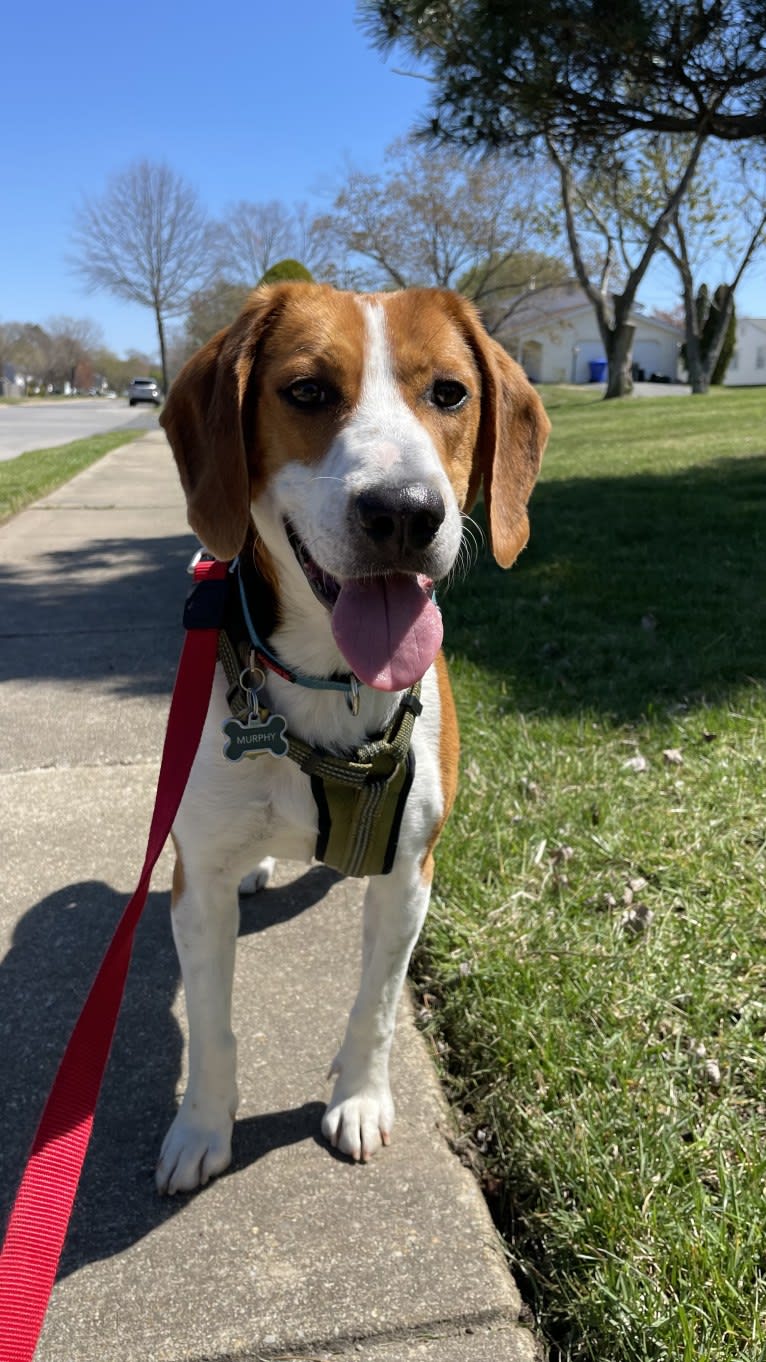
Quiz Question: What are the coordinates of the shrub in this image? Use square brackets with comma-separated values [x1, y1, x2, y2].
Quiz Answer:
[258, 259, 314, 286]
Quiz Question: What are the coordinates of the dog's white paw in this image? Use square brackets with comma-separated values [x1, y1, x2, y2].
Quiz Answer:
[156, 1107, 234, 1195]
[238, 857, 276, 895]
[322, 1076, 395, 1162]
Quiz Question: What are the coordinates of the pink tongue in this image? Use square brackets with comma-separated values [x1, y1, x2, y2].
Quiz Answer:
[331, 574, 443, 691]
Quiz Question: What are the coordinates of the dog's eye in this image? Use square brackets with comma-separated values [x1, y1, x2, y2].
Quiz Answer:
[284, 379, 335, 409]
[431, 379, 469, 411]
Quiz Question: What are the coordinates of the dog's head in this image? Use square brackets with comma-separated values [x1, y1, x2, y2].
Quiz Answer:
[162, 283, 550, 689]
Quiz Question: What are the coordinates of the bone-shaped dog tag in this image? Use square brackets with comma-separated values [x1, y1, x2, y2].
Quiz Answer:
[222, 713, 289, 761]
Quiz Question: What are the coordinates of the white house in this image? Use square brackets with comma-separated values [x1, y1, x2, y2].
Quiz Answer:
[0, 363, 26, 399]
[500, 286, 683, 384]
[724, 317, 766, 386]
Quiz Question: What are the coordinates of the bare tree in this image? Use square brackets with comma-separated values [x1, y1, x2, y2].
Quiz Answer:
[316, 138, 568, 328]
[291, 202, 336, 280]
[2, 323, 53, 390]
[218, 200, 296, 283]
[46, 316, 104, 391]
[217, 198, 334, 284]
[72, 160, 216, 392]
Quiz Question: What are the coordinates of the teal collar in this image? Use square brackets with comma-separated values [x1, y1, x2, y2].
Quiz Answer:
[234, 558, 361, 714]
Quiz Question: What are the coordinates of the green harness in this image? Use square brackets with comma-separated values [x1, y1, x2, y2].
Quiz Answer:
[217, 631, 421, 879]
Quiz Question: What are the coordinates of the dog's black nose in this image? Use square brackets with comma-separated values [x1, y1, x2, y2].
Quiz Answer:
[355, 484, 446, 553]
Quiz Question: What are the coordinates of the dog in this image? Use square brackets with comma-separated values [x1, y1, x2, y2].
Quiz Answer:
[156, 283, 549, 1193]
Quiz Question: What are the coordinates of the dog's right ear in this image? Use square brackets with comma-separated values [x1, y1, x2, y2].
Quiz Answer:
[160, 288, 280, 561]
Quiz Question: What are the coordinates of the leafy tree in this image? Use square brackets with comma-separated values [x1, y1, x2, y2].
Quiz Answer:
[46, 316, 104, 391]
[545, 136, 707, 394]
[169, 263, 314, 379]
[72, 160, 217, 393]
[0, 323, 50, 389]
[667, 218, 762, 391]
[458, 249, 572, 340]
[361, 1, 766, 396]
[90, 346, 161, 394]
[627, 139, 766, 392]
[318, 137, 568, 330]
[181, 278, 252, 355]
[0, 317, 116, 392]
[361, 1, 766, 149]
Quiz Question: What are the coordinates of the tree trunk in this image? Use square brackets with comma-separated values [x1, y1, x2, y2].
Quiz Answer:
[603, 320, 636, 398]
[699, 286, 734, 392]
[677, 261, 708, 392]
[684, 333, 709, 393]
[155, 306, 168, 395]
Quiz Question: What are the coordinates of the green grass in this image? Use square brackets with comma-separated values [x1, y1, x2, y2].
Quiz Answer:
[423, 385, 766, 1361]
[0, 430, 141, 523]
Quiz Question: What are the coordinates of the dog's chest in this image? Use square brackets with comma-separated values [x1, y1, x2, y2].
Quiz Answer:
[198, 668, 401, 843]
[186, 663, 442, 876]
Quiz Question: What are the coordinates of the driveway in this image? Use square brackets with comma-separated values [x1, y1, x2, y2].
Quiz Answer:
[587, 380, 691, 398]
[631, 380, 690, 397]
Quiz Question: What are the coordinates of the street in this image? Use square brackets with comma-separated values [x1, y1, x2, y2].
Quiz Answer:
[0, 398, 160, 461]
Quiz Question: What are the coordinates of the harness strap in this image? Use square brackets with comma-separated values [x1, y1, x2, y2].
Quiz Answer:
[219, 630, 421, 783]
[218, 630, 422, 877]
[0, 558, 227, 1362]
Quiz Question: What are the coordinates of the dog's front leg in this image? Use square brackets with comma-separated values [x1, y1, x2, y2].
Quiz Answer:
[156, 855, 241, 1194]
[322, 861, 431, 1162]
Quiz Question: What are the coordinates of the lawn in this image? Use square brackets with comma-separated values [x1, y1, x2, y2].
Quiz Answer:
[0, 430, 142, 524]
[424, 386, 766, 1361]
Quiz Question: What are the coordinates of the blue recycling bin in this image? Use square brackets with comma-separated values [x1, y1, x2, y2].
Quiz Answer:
[588, 359, 607, 382]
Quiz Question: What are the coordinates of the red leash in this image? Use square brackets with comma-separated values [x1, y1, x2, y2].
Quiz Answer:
[0, 556, 228, 1362]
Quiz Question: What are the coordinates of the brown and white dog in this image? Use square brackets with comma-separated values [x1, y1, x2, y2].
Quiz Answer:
[156, 283, 549, 1193]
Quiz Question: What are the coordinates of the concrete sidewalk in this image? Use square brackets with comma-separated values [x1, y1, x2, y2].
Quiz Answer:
[0, 433, 539, 1362]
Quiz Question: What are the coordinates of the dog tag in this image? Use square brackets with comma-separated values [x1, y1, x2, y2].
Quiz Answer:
[222, 713, 289, 761]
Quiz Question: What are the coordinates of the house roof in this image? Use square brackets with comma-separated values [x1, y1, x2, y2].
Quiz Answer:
[501, 285, 683, 338]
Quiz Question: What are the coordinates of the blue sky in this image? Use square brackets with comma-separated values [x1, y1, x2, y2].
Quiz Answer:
[3, 0, 764, 359]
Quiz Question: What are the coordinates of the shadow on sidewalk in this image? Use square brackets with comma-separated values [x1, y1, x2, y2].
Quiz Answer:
[0, 533, 194, 697]
[0, 865, 339, 1277]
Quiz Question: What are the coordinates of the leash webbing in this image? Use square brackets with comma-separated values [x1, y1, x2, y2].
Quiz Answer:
[0, 557, 227, 1362]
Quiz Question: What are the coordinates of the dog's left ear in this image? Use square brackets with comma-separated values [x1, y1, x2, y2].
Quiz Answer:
[454, 298, 551, 569]
[160, 288, 282, 561]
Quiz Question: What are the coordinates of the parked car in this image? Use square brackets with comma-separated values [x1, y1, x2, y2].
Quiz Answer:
[128, 377, 161, 406]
